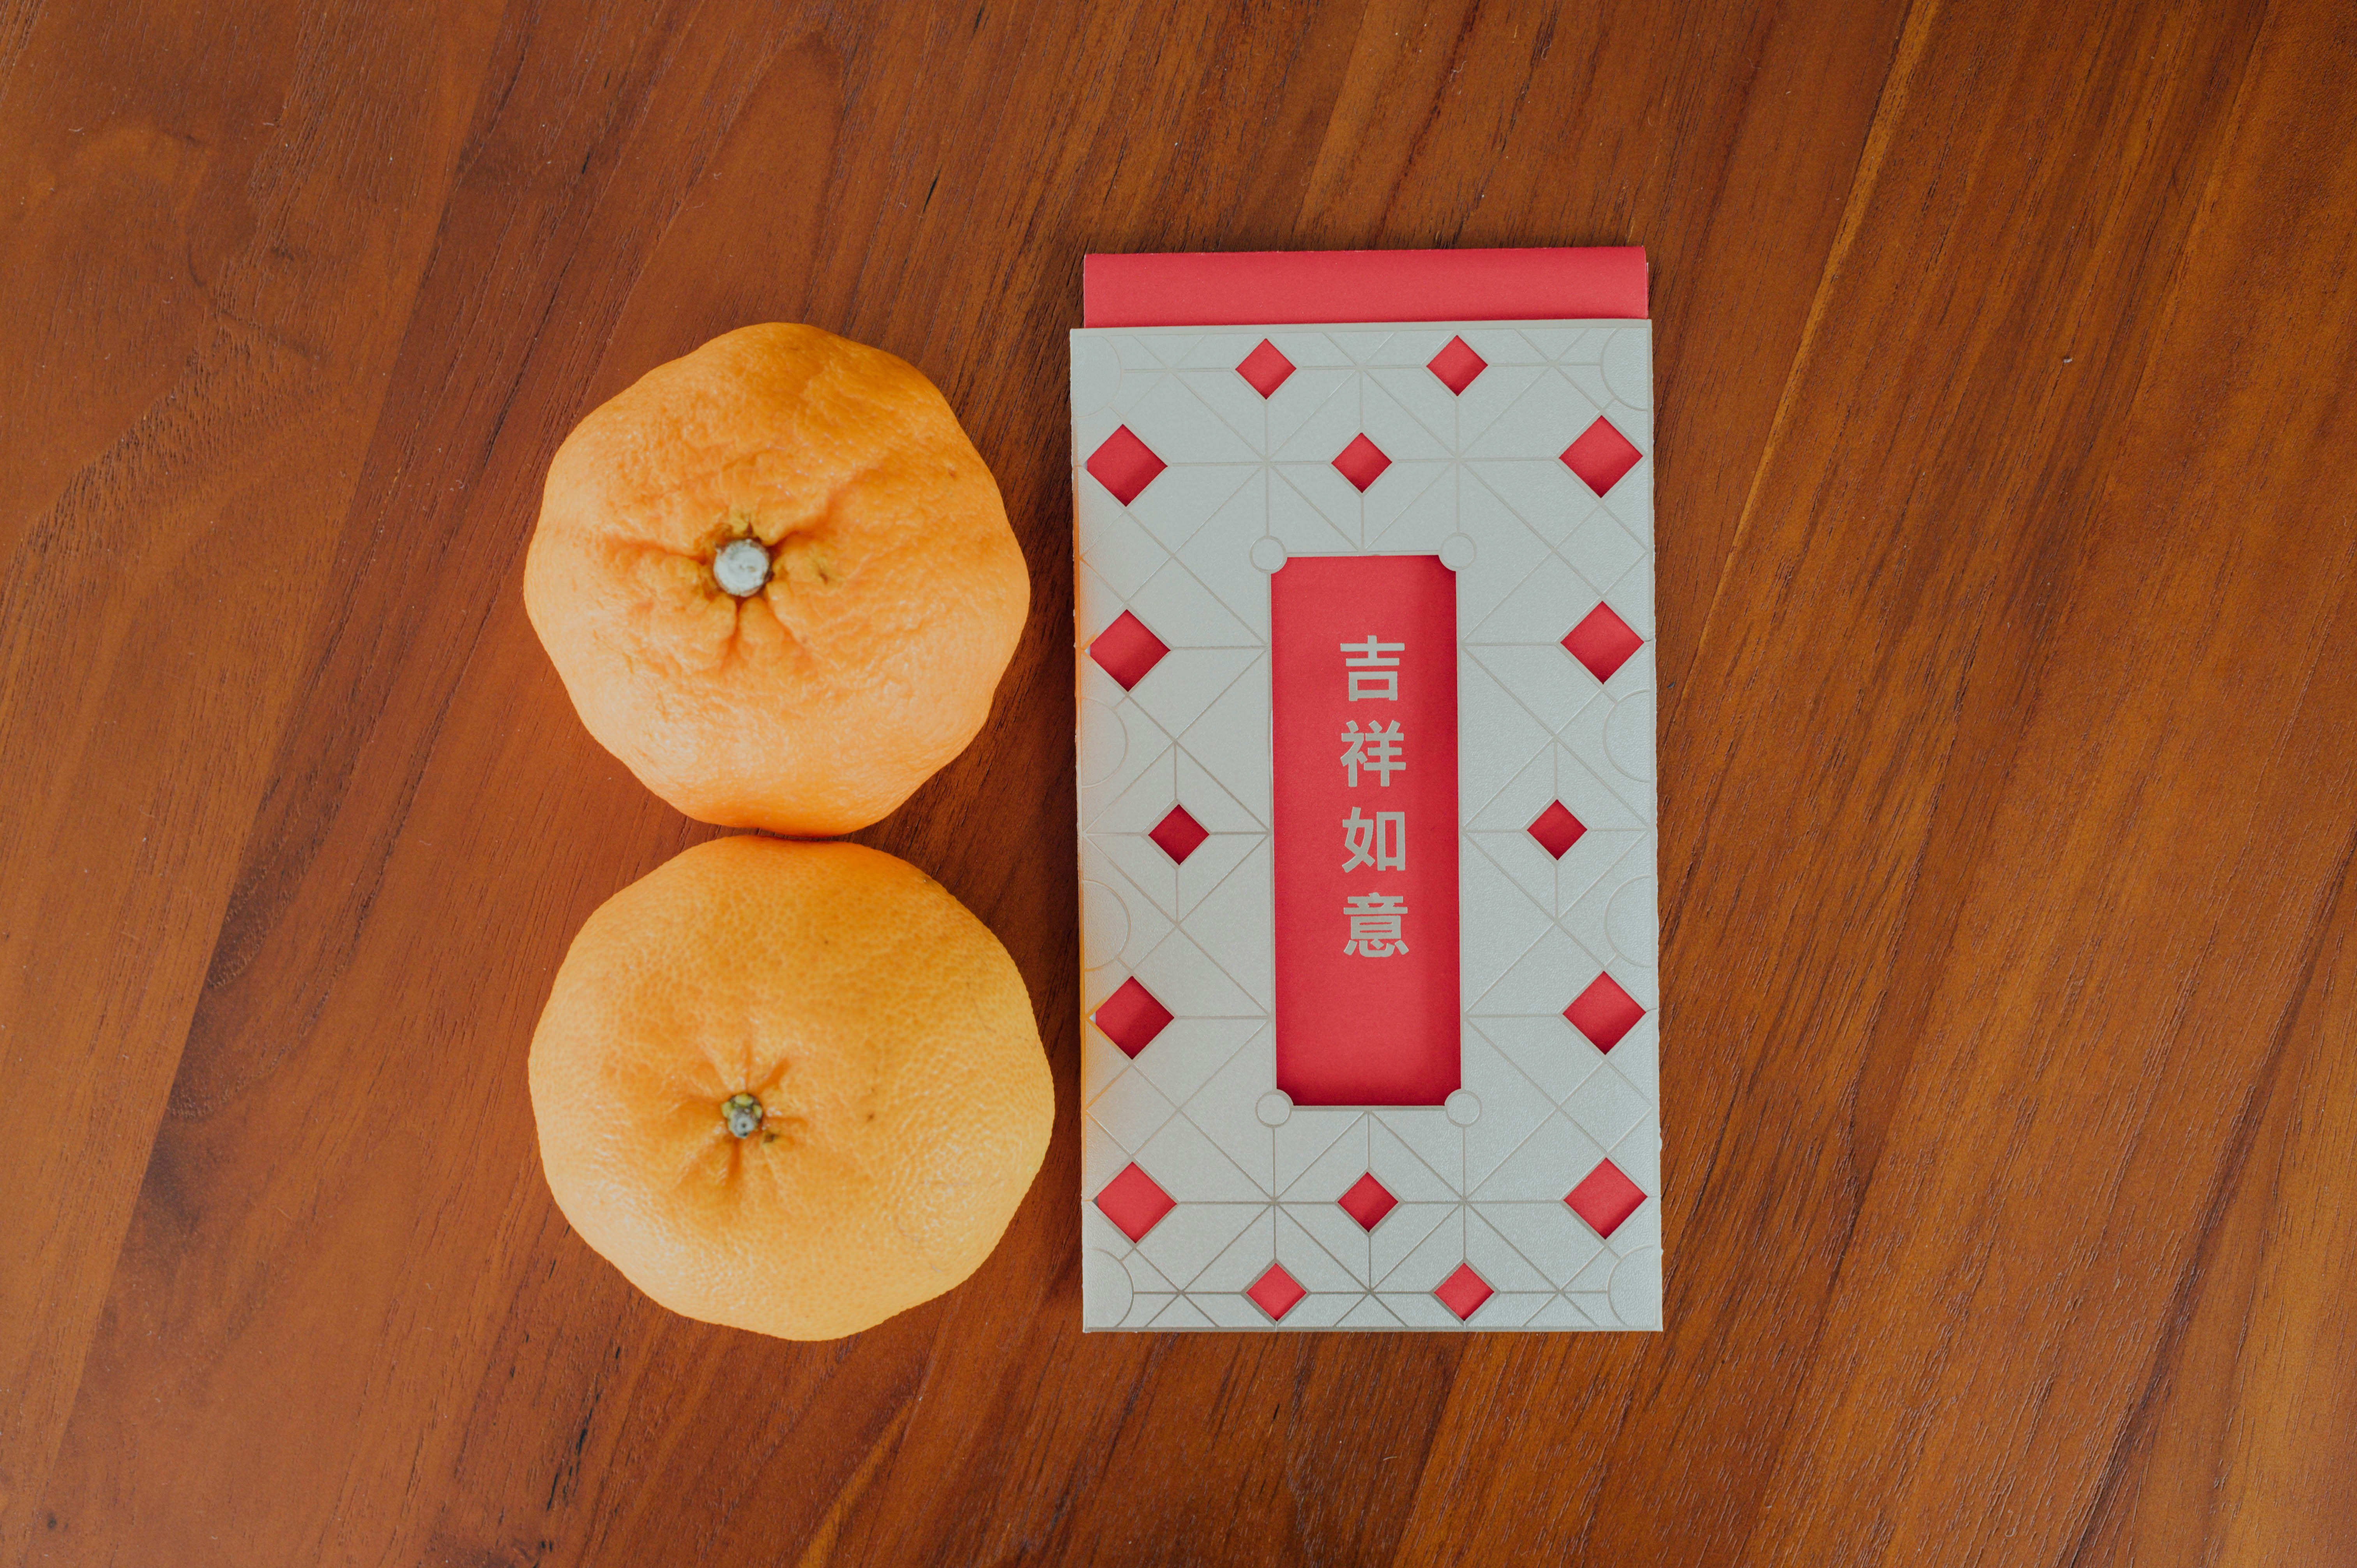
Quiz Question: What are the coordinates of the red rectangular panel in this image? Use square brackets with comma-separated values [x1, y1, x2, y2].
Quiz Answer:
[1083, 246, 1647, 327]
[1269, 556, 1461, 1106]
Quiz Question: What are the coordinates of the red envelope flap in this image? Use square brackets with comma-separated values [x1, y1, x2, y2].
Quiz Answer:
[1083, 246, 1647, 327]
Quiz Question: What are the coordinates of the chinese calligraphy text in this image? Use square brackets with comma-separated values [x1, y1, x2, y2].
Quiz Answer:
[1269, 555, 1460, 1105]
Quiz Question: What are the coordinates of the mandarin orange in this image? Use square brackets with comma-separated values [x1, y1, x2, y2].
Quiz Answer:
[527, 834, 1053, 1340]
[524, 323, 1028, 836]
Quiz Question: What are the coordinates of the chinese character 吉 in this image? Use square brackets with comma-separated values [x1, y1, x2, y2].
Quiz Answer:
[1341, 634, 1404, 702]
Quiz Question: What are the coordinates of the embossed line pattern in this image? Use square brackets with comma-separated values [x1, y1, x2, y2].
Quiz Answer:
[1074, 322, 1661, 1331]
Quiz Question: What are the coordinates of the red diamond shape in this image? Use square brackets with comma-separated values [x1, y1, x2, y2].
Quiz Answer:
[1148, 804, 1209, 864]
[1088, 609, 1169, 690]
[1095, 1162, 1176, 1242]
[1527, 801, 1588, 860]
[1236, 339, 1296, 398]
[1427, 335, 1488, 395]
[1561, 416, 1642, 496]
[1091, 976, 1173, 1058]
[1433, 1263, 1494, 1322]
[1087, 425, 1167, 505]
[1565, 1159, 1647, 1238]
[1332, 433, 1391, 492]
[1565, 972, 1646, 1052]
[1246, 1262, 1306, 1321]
[1562, 602, 1643, 683]
[1336, 1172, 1398, 1231]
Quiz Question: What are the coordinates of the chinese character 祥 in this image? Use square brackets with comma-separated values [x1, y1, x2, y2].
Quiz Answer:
[1338, 720, 1405, 786]
[1341, 635, 1405, 701]
[1341, 809, 1407, 872]
[1342, 892, 1410, 957]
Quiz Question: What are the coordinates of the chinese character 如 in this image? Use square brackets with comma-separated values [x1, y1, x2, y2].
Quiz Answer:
[1341, 809, 1406, 872]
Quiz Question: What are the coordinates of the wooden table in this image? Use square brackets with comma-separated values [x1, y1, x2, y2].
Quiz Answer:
[5, 1, 2353, 1562]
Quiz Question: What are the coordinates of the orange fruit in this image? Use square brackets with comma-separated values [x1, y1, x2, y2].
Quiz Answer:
[527, 834, 1053, 1340]
[523, 323, 1029, 836]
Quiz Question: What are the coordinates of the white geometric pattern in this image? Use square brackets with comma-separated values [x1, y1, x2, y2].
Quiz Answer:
[1077, 320, 1659, 1331]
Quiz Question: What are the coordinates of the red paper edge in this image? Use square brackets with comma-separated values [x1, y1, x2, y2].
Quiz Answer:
[1083, 246, 1647, 327]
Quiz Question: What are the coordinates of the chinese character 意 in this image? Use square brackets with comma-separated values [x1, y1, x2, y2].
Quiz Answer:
[1341, 635, 1405, 701]
[1338, 720, 1404, 786]
[1343, 892, 1410, 957]
[1341, 809, 1407, 872]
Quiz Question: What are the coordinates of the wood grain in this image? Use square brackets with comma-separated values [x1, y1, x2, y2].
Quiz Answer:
[3, 0, 2352, 1563]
